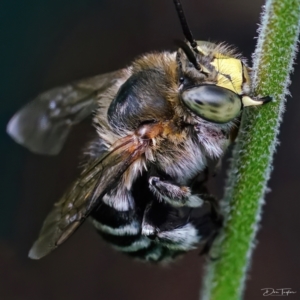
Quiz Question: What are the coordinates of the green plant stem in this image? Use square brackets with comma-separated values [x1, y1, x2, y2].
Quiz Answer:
[201, 1, 300, 299]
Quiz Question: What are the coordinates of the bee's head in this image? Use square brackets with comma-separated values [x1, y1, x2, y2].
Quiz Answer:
[176, 41, 247, 123]
[173, 0, 266, 124]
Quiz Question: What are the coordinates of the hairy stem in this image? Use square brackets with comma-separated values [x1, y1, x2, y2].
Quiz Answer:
[201, 0, 300, 299]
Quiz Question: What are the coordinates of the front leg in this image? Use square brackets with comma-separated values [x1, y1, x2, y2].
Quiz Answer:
[149, 176, 204, 207]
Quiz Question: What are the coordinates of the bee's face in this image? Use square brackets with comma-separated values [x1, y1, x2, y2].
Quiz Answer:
[177, 41, 252, 124]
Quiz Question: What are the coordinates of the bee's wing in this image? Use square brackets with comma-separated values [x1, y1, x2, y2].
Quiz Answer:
[7, 70, 124, 155]
[28, 134, 148, 259]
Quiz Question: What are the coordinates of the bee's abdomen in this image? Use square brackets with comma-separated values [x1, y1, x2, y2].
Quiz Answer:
[91, 202, 144, 249]
[91, 202, 184, 262]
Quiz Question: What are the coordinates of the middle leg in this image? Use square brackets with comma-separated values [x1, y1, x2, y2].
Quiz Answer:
[148, 176, 205, 207]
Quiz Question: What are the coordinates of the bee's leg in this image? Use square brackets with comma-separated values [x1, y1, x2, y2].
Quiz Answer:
[148, 176, 204, 207]
[142, 199, 222, 254]
[141, 201, 200, 252]
[198, 196, 223, 258]
[199, 230, 220, 257]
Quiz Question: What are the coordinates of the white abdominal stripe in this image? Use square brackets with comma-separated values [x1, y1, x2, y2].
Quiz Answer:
[93, 218, 186, 262]
[113, 237, 151, 252]
[92, 219, 140, 236]
[92, 219, 143, 247]
[157, 223, 201, 251]
[102, 191, 134, 211]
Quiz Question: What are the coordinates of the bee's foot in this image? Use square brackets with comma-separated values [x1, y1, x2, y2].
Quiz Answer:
[260, 95, 273, 104]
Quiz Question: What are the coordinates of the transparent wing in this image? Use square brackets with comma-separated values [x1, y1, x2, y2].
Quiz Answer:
[7, 70, 124, 155]
[28, 133, 149, 259]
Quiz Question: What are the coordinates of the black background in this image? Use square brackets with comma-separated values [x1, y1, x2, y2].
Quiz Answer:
[1, 0, 300, 299]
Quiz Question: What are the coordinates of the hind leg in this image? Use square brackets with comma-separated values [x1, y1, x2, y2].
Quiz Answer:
[141, 198, 222, 254]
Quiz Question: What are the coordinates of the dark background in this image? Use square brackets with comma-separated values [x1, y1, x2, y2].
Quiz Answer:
[1, 0, 299, 299]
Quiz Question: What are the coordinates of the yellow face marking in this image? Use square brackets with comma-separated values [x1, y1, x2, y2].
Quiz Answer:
[200, 65, 211, 74]
[243, 64, 251, 86]
[214, 53, 231, 59]
[210, 57, 243, 94]
[196, 45, 208, 55]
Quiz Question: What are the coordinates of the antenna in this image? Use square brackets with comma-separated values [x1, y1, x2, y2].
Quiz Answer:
[174, 39, 200, 70]
[173, 0, 198, 52]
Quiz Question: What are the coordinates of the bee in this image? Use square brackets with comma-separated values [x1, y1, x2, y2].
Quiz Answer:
[7, 0, 271, 262]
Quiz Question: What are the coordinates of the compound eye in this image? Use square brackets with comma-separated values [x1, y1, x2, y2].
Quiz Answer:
[181, 85, 242, 123]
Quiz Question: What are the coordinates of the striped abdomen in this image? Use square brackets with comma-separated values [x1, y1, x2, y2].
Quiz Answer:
[90, 176, 221, 263]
